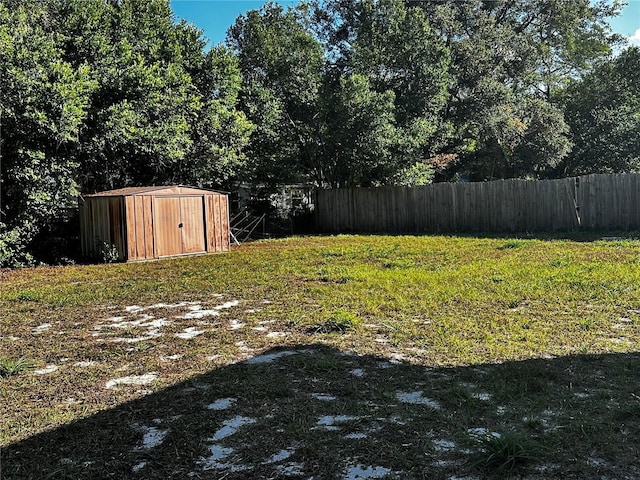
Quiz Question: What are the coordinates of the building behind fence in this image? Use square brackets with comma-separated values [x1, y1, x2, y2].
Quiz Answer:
[315, 174, 640, 233]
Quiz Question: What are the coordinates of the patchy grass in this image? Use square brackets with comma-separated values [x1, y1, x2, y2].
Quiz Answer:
[2, 234, 640, 479]
[314, 309, 362, 333]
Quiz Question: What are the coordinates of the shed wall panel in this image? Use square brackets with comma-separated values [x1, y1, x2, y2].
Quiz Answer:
[134, 195, 146, 260]
[154, 196, 182, 257]
[124, 196, 137, 260]
[96, 198, 110, 253]
[205, 194, 216, 252]
[143, 195, 155, 259]
[181, 196, 206, 254]
[88, 200, 99, 255]
[219, 194, 230, 251]
[93, 199, 105, 249]
[213, 195, 222, 251]
[110, 197, 127, 260]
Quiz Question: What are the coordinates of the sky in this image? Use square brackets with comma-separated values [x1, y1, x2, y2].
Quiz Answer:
[171, 0, 640, 47]
[170, 0, 297, 46]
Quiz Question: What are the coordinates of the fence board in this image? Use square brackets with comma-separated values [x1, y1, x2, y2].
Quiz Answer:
[316, 174, 640, 234]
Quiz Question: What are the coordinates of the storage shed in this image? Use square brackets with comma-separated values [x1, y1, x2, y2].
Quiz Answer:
[79, 186, 230, 261]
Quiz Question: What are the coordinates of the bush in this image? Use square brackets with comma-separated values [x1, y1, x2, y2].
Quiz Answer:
[0, 227, 36, 268]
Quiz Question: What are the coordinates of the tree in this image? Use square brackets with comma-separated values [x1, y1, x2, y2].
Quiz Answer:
[228, 3, 325, 186]
[558, 46, 640, 176]
[229, 0, 450, 188]
[316, 74, 400, 187]
[0, 0, 253, 266]
[0, 0, 94, 266]
[316, 0, 451, 170]
[184, 46, 254, 189]
[412, 0, 624, 180]
[317, 0, 449, 129]
[59, 0, 252, 193]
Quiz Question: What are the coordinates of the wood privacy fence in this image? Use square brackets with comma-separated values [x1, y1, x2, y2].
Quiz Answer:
[315, 174, 640, 233]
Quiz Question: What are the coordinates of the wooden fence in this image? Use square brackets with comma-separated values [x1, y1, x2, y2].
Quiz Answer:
[315, 174, 640, 233]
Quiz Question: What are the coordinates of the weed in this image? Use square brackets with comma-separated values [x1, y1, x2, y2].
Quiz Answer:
[497, 240, 524, 250]
[506, 297, 521, 309]
[523, 416, 545, 432]
[133, 342, 154, 353]
[580, 318, 595, 331]
[382, 259, 412, 269]
[0, 357, 35, 378]
[305, 355, 342, 374]
[314, 309, 361, 333]
[95, 239, 119, 263]
[16, 290, 38, 302]
[477, 432, 542, 472]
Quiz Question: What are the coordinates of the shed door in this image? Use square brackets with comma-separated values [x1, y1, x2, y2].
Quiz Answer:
[180, 196, 206, 254]
[154, 196, 206, 257]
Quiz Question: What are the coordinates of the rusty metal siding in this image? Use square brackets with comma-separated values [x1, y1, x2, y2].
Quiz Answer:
[80, 186, 230, 261]
[180, 196, 207, 254]
[204, 194, 215, 252]
[153, 196, 182, 257]
[79, 196, 126, 260]
[219, 194, 230, 251]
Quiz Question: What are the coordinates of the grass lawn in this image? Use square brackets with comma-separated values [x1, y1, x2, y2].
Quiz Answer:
[2, 234, 640, 479]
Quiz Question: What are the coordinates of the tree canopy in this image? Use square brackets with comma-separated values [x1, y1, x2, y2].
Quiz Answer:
[0, 0, 251, 266]
[411, 0, 623, 180]
[228, 0, 450, 188]
[0, 0, 634, 266]
[559, 46, 640, 176]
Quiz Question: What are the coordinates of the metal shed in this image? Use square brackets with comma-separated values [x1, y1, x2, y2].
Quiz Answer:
[79, 186, 230, 261]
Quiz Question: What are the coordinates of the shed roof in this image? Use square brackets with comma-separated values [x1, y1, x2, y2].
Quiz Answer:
[84, 185, 227, 197]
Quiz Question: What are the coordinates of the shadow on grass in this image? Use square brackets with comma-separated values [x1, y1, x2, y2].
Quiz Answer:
[4, 345, 640, 479]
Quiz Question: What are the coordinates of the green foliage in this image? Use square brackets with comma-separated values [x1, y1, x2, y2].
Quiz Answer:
[477, 432, 542, 472]
[559, 46, 640, 176]
[497, 240, 525, 251]
[317, 74, 403, 187]
[228, 3, 325, 186]
[413, 0, 622, 180]
[59, 0, 252, 192]
[229, 0, 450, 188]
[0, 0, 252, 266]
[0, 0, 94, 266]
[230, 0, 622, 185]
[0, 357, 35, 378]
[94, 239, 120, 263]
[315, 309, 362, 333]
[392, 162, 434, 186]
[0, 226, 36, 268]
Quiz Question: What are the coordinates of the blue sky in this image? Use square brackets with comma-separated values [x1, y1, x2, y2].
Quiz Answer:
[170, 1, 297, 46]
[170, 0, 640, 47]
